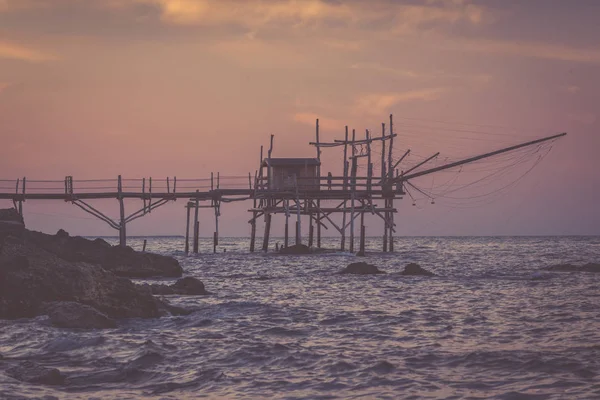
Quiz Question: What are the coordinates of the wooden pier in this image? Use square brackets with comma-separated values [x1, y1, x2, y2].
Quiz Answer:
[0, 115, 566, 254]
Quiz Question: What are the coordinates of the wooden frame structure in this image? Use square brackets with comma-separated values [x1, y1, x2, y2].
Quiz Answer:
[248, 115, 403, 254]
[0, 114, 566, 254]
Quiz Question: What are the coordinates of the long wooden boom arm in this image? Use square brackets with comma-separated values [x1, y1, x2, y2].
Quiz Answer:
[391, 132, 567, 184]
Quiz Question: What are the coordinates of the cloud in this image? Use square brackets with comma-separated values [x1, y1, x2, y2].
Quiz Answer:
[123, 0, 487, 32]
[349, 63, 492, 85]
[350, 63, 422, 78]
[354, 88, 446, 115]
[293, 112, 345, 131]
[0, 40, 57, 62]
[446, 38, 600, 65]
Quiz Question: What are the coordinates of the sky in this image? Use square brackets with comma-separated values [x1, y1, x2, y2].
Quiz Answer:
[0, 0, 599, 238]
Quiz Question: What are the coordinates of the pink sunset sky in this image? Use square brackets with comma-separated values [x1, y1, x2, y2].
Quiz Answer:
[0, 0, 598, 237]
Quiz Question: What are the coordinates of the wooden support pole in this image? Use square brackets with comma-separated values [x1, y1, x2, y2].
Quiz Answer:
[316, 202, 321, 247]
[267, 135, 274, 190]
[389, 199, 394, 252]
[262, 213, 272, 252]
[118, 175, 126, 247]
[193, 190, 199, 254]
[315, 119, 321, 248]
[185, 203, 191, 254]
[341, 127, 349, 251]
[214, 197, 219, 253]
[349, 190, 355, 253]
[250, 212, 257, 253]
[194, 221, 200, 254]
[149, 177, 152, 212]
[366, 129, 372, 192]
[142, 178, 146, 214]
[284, 200, 289, 248]
[359, 223, 366, 257]
[295, 196, 301, 245]
[383, 199, 388, 252]
[167, 176, 170, 194]
[388, 114, 394, 179]
[308, 218, 314, 248]
[142, 239, 147, 252]
[381, 122, 386, 179]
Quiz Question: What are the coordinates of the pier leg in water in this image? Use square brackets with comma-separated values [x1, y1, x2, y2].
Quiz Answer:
[118, 175, 126, 247]
[389, 199, 394, 252]
[316, 200, 321, 248]
[250, 211, 257, 252]
[193, 191, 200, 254]
[308, 217, 314, 248]
[358, 207, 366, 256]
[193, 221, 199, 254]
[383, 199, 388, 252]
[358, 225, 366, 256]
[284, 200, 289, 248]
[262, 213, 271, 252]
[185, 204, 191, 254]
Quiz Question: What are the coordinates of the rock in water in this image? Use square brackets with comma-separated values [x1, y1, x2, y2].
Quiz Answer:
[0, 208, 25, 241]
[582, 263, 600, 273]
[6, 361, 65, 385]
[43, 301, 117, 329]
[139, 277, 209, 295]
[25, 229, 183, 278]
[400, 263, 435, 276]
[339, 262, 385, 275]
[544, 263, 600, 273]
[279, 244, 311, 254]
[172, 277, 208, 294]
[0, 242, 162, 320]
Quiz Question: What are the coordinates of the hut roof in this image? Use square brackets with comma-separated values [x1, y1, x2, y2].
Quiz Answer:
[262, 158, 320, 167]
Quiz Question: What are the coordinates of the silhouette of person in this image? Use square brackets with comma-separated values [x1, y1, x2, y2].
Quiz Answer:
[327, 172, 333, 190]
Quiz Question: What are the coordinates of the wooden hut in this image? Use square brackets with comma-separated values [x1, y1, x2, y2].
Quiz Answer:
[261, 158, 320, 191]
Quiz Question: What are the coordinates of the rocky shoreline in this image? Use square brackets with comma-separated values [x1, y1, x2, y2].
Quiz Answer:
[0, 208, 207, 330]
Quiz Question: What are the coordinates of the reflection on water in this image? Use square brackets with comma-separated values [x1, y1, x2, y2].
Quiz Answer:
[1, 236, 599, 399]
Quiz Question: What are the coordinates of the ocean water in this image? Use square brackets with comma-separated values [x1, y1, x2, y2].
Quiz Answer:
[1, 236, 600, 399]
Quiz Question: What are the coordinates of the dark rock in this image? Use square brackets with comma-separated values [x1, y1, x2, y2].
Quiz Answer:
[139, 277, 209, 296]
[400, 263, 435, 276]
[6, 361, 65, 385]
[339, 262, 385, 275]
[0, 208, 23, 223]
[55, 229, 69, 238]
[279, 244, 311, 254]
[173, 277, 208, 294]
[0, 241, 162, 320]
[544, 263, 600, 273]
[43, 301, 117, 329]
[0, 208, 25, 241]
[24, 229, 182, 278]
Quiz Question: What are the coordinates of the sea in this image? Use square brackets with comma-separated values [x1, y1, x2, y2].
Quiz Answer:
[1, 236, 599, 400]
